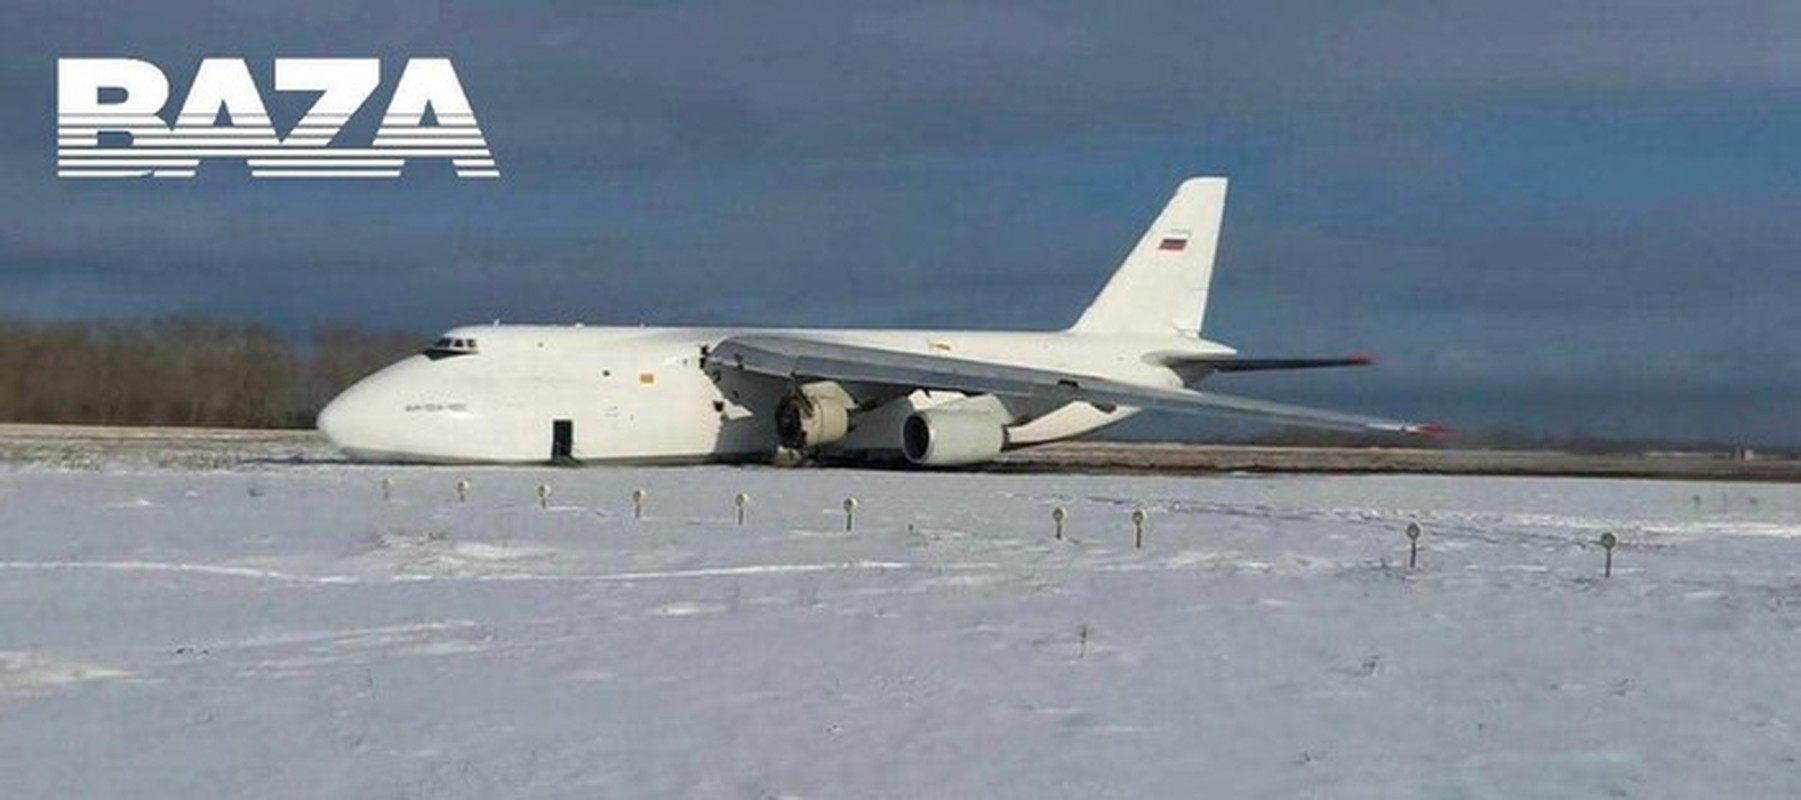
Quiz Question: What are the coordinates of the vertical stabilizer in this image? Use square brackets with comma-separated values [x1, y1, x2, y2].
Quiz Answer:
[1069, 177, 1227, 337]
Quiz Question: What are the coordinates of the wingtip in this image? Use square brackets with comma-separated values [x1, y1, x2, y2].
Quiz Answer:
[1406, 423, 1451, 439]
[1346, 351, 1376, 366]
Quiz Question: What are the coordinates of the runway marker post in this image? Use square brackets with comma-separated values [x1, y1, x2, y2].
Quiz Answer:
[1052, 506, 1067, 540]
[735, 492, 749, 526]
[1406, 521, 1423, 569]
[1600, 531, 1618, 578]
[631, 488, 646, 520]
[843, 497, 859, 532]
[1131, 508, 1147, 549]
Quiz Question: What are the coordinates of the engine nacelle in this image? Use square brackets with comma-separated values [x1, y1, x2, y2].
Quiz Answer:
[902, 406, 1007, 466]
[776, 391, 851, 449]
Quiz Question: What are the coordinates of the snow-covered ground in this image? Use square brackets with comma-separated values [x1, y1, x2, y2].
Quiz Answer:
[1, 463, 1798, 797]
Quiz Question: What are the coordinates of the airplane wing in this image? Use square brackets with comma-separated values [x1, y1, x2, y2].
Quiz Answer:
[1164, 353, 1374, 372]
[706, 334, 1443, 437]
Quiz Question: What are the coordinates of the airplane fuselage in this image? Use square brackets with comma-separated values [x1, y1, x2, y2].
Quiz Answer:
[317, 178, 1431, 465]
[318, 324, 1231, 464]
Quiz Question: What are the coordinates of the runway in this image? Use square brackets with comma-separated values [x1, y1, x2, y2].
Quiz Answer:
[991, 441, 1801, 483]
[0, 423, 1794, 482]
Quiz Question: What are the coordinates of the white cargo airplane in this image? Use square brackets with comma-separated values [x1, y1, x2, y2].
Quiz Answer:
[319, 177, 1441, 466]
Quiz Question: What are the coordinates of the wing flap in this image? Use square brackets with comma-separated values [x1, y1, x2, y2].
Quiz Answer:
[707, 335, 1441, 437]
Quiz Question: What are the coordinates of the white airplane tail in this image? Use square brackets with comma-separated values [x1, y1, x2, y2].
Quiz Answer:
[1069, 177, 1227, 337]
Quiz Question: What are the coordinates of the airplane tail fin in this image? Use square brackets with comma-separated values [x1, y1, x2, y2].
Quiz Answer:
[1069, 177, 1227, 338]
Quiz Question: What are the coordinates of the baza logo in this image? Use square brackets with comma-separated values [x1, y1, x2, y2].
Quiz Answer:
[57, 58, 498, 179]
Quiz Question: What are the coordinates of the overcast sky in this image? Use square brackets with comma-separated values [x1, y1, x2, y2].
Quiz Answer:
[4, 1, 1798, 444]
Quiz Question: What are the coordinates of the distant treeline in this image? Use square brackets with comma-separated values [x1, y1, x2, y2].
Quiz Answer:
[0, 317, 1781, 455]
[0, 318, 421, 428]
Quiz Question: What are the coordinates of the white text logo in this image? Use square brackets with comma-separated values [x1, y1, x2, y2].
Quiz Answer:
[57, 58, 499, 179]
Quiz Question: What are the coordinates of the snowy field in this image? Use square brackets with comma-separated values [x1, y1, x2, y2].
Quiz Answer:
[1, 461, 1799, 798]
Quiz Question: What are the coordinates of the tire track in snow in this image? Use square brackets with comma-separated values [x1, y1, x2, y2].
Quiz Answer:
[0, 559, 1002, 585]
[0, 560, 338, 583]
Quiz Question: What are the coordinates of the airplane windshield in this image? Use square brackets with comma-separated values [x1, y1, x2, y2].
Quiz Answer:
[422, 336, 479, 359]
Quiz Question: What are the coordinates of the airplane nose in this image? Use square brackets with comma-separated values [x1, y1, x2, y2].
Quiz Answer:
[316, 393, 349, 446]
[316, 373, 391, 458]
[315, 356, 448, 461]
[316, 387, 370, 453]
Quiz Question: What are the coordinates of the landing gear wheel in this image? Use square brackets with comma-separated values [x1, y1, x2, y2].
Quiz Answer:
[769, 447, 809, 468]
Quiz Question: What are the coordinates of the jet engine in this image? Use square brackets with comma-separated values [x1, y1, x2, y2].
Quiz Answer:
[776, 389, 851, 449]
[901, 405, 1007, 466]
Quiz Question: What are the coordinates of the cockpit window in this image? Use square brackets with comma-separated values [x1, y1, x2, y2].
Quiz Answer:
[423, 335, 480, 360]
